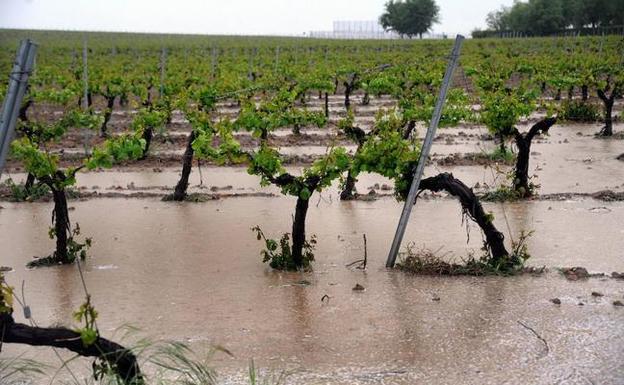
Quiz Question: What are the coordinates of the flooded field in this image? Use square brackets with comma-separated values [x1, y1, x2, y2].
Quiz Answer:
[2, 97, 624, 384]
[1, 194, 624, 384]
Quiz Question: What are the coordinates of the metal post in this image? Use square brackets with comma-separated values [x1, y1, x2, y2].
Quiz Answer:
[159, 47, 167, 97]
[81, 39, 90, 155]
[385, 35, 464, 268]
[210, 47, 217, 79]
[248, 48, 254, 80]
[0, 39, 37, 177]
[82, 39, 89, 111]
[211, 47, 217, 79]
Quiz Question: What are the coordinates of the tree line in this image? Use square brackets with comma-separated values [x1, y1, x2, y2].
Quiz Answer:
[477, 0, 624, 37]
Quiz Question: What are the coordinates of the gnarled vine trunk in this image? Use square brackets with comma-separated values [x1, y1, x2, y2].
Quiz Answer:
[140, 126, 153, 160]
[340, 171, 357, 200]
[581, 84, 588, 101]
[339, 125, 367, 200]
[0, 313, 143, 384]
[362, 92, 370, 106]
[343, 73, 358, 111]
[51, 187, 70, 263]
[100, 95, 116, 137]
[291, 197, 310, 267]
[597, 88, 615, 136]
[419, 173, 509, 264]
[403, 120, 416, 140]
[24, 173, 36, 193]
[172, 131, 196, 201]
[513, 117, 557, 197]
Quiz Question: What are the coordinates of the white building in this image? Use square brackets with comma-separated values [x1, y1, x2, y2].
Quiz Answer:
[309, 20, 446, 39]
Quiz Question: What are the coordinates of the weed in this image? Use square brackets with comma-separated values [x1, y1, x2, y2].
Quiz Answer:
[248, 359, 288, 385]
[0, 356, 48, 384]
[561, 100, 600, 122]
[486, 147, 515, 163]
[2, 178, 49, 202]
[481, 173, 540, 201]
[397, 231, 537, 276]
[27, 224, 92, 268]
[252, 226, 316, 271]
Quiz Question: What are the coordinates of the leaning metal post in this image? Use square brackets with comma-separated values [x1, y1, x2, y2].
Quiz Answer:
[385, 35, 464, 268]
[0, 39, 37, 178]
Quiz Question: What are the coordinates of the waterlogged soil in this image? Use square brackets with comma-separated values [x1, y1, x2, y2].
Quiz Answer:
[1, 197, 624, 384]
[3, 122, 623, 200]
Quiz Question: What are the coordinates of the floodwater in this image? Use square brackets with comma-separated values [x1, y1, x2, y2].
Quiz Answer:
[1, 196, 624, 384]
[1, 118, 624, 383]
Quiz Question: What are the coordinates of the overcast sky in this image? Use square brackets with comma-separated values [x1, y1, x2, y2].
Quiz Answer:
[0, 0, 515, 36]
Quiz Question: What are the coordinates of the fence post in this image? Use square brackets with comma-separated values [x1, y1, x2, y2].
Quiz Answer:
[247, 48, 255, 80]
[211, 47, 218, 79]
[0, 39, 37, 177]
[159, 47, 167, 97]
[385, 35, 464, 268]
[81, 38, 91, 155]
[82, 39, 89, 111]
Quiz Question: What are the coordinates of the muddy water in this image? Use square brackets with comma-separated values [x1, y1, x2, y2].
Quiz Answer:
[1, 197, 624, 384]
[1, 121, 624, 384]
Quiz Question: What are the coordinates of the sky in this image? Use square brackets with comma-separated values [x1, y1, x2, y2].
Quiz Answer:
[0, 0, 515, 37]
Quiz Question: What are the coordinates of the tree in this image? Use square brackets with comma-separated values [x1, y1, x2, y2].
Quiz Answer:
[527, 0, 567, 36]
[380, 0, 440, 39]
[482, 0, 624, 35]
[486, 6, 511, 31]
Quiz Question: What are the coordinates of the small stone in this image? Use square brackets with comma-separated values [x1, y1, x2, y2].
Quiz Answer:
[578, 302, 584, 306]
[352, 283, 365, 291]
[562, 267, 590, 281]
[432, 296, 441, 302]
[591, 291, 604, 297]
[613, 301, 624, 307]
[551, 298, 561, 305]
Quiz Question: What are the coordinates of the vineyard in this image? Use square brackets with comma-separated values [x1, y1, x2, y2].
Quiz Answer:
[0, 29, 624, 384]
